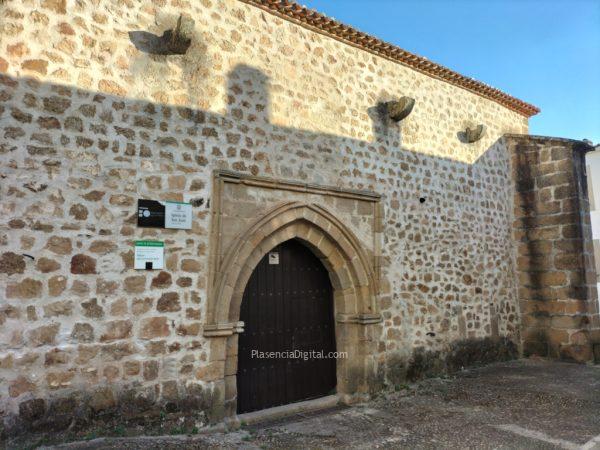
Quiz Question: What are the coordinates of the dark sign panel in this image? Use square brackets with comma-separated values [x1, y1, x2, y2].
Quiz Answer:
[137, 199, 165, 228]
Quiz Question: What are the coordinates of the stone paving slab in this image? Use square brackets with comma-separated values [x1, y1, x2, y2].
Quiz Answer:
[29, 359, 600, 449]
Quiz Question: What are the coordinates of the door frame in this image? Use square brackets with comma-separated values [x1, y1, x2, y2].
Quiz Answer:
[204, 195, 382, 418]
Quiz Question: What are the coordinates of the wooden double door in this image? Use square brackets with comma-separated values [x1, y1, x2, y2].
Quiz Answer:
[236, 239, 337, 413]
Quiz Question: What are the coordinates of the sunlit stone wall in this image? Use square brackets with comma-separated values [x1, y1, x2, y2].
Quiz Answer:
[0, 0, 528, 435]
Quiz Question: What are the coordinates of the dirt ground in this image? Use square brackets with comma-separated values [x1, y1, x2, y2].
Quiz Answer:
[25, 359, 600, 449]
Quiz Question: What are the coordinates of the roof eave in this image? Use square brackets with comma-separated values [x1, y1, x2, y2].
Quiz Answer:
[239, 0, 540, 118]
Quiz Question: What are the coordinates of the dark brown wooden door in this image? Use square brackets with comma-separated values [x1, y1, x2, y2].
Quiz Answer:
[237, 239, 336, 414]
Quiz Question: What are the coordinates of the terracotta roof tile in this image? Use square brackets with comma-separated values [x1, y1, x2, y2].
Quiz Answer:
[239, 0, 540, 117]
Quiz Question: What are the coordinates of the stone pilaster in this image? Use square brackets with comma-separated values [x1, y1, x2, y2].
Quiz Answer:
[509, 135, 599, 362]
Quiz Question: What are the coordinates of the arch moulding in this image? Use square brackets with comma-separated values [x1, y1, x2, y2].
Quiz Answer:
[202, 170, 384, 418]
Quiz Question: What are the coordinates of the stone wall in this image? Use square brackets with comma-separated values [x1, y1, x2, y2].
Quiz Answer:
[1, 0, 529, 437]
[509, 135, 599, 362]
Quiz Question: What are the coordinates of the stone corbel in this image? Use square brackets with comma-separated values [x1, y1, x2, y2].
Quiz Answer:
[384, 97, 415, 122]
[128, 14, 194, 56]
[336, 313, 382, 325]
[462, 124, 485, 143]
[203, 321, 244, 337]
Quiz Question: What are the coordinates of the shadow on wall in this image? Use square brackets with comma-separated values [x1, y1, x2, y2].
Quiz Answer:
[128, 13, 215, 109]
[366, 91, 402, 147]
[0, 63, 518, 438]
[125, 18, 495, 164]
[226, 65, 271, 125]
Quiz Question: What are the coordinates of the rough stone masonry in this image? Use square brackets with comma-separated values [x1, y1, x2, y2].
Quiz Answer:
[0, 0, 597, 440]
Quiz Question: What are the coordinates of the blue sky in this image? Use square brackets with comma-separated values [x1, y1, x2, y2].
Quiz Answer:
[302, 0, 600, 143]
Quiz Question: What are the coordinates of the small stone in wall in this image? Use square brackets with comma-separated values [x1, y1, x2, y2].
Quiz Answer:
[11, 108, 32, 123]
[64, 116, 83, 132]
[168, 342, 181, 353]
[36, 257, 60, 273]
[101, 342, 134, 361]
[181, 259, 201, 272]
[46, 236, 72, 255]
[110, 298, 128, 316]
[6, 278, 43, 299]
[186, 308, 201, 320]
[81, 298, 104, 319]
[146, 341, 166, 356]
[19, 398, 46, 422]
[27, 145, 56, 156]
[76, 136, 94, 148]
[83, 190, 105, 201]
[21, 59, 48, 75]
[70, 280, 90, 297]
[143, 360, 159, 381]
[176, 277, 192, 287]
[139, 317, 170, 339]
[133, 116, 155, 129]
[0, 252, 26, 275]
[69, 204, 88, 220]
[103, 365, 120, 381]
[32, 222, 54, 233]
[176, 322, 200, 336]
[48, 275, 67, 296]
[71, 323, 94, 343]
[28, 323, 60, 347]
[190, 179, 205, 191]
[99, 80, 127, 97]
[43, 300, 73, 318]
[70, 254, 96, 274]
[96, 278, 119, 295]
[101, 320, 133, 342]
[43, 96, 71, 114]
[21, 238, 34, 252]
[190, 291, 201, 304]
[124, 275, 146, 293]
[5, 127, 26, 139]
[9, 376, 36, 398]
[151, 271, 172, 288]
[109, 194, 134, 206]
[76, 346, 99, 365]
[168, 175, 186, 190]
[0, 305, 20, 324]
[88, 386, 116, 413]
[44, 348, 69, 366]
[144, 176, 162, 190]
[132, 297, 153, 315]
[38, 116, 61, 129]
[0, 354, 14, 369]
[8, 219, 25, 229]
[89, 240, 117, 254]
[41, 0, 67, 14]
[57, 22, 75, 35]
[157, 292, 180, 312]
[46, 370, 76, 389]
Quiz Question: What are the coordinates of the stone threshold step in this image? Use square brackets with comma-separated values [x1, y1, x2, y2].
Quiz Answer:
[235, 394, 340, 427]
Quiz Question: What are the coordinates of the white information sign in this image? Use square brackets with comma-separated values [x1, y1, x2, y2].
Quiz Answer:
[134, 241, 164, 270]
[591, 210, 600, 240]
[165, 201, 192, 230]
[268, 252, 279, 265]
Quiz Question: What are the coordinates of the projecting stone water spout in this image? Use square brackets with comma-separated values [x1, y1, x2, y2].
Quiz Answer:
[128, 14, 195, 55]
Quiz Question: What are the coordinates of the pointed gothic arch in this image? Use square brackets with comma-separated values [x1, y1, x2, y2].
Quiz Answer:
[203, 199, 382, 417]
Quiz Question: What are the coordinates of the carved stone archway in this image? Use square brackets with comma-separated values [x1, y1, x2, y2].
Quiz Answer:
[203, 175, 382, 419]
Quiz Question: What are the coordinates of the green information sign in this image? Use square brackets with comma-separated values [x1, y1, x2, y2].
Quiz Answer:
[134, 240, 164, 269]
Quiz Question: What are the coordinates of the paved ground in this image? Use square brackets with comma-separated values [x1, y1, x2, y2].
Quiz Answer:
[33, 359, 600, 449]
